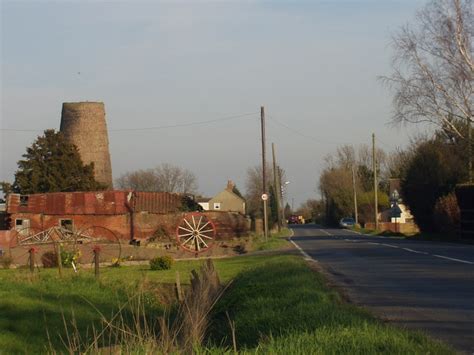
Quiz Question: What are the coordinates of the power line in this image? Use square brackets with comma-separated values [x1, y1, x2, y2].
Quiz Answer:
[267, 114, 364, 146]
[1, 111, 259, 133]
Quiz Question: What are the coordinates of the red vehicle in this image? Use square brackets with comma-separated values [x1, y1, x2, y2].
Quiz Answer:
[288, 215, 302, 224]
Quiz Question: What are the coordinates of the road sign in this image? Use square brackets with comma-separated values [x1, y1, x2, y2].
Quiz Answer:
[261, 193, 268, 201]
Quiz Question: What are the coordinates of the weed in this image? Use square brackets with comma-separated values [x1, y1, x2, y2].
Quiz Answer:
[150, 256, 174, 270]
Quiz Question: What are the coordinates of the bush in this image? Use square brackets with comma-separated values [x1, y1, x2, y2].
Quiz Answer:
[433, 193, 460, 234]
[41, 251, 58, 268]
[149, 256, 174, 270]
[0, 255, 13, 269]
[60, 249, 80, 267]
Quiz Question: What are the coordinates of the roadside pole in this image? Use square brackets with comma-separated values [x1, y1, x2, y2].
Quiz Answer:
[352, 164, 359, 225]
[372, 133, 379, 231]
[272, 143, 282, 231]
[261, 106, 268, 241]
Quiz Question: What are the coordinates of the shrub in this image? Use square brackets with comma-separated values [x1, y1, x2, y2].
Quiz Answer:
[433, 193, 460, 234]
[60, 249, 80, 267]
[0, 255, 13, 269]
[41, 251, 58, 268]
[149, 256, 174, 270]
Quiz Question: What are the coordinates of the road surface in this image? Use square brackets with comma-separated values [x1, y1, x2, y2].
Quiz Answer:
[290, 225, 474, 353]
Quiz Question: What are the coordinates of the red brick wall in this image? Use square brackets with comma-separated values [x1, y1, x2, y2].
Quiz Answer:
[8, 211, 250, 243]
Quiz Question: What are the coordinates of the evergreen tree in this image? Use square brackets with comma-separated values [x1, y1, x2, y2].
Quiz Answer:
[269, 185, 279, 226]
[12, 130, 105, 194]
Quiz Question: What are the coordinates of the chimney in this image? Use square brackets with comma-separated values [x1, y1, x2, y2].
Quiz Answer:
[226, 180, 235, 191]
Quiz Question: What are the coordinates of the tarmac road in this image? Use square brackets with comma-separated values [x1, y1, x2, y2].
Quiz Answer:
[290, 224, 474, 353]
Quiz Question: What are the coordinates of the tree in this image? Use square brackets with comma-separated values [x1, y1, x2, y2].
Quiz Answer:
[11, 130, 104, 194]
[297, 199, 324, 222]
[319, 144, 390, 225]
[116, 163, 198, 194]
[244, 164, 286, 218]
[401, 137, 467, 232]
[381, 0, 473, 140]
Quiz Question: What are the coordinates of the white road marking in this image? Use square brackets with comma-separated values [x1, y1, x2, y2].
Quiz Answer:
[289, 238, 315, 262]
[380, 243, 400, 249]
[304, 228, 474, 266]
[433, 254, 474, 265]
[403, 248, 429, 255]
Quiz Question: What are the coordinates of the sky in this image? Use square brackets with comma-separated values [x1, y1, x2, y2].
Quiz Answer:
[1, 0, 428, 207]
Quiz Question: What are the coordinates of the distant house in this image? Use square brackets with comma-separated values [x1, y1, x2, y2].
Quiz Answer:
[200, 181, 246, 214]
[196, 197, 211, 211]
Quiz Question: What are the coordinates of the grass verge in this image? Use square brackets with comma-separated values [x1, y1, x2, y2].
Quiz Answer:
[248, 228, 292, 252]
[208, 255, 453, 354]
[0, 252, 453, 354]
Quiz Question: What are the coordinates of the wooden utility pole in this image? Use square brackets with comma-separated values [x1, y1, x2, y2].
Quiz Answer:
[352, 165, 359, 225]
[272, 143, 282, 231]
[261, 106, 268, 241]
[278, 167, 285, 227]
[372, 133, 379, 230]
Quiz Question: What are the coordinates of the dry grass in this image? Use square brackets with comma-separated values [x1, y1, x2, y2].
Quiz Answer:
[51, 259, 227, 354]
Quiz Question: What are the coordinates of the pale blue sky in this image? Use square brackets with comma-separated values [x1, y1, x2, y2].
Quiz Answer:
[1, 0, 427, 206]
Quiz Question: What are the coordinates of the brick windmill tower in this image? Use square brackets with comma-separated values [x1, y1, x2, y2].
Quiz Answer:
[60, 102, 113, 188]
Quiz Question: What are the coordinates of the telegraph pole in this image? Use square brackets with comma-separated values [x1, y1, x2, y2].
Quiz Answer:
[278, 167, 286, 227]
[372, 133, 379, 231]
[352, 165, 359, 225]
[261, 106, 268, 241]
[272, 143, 282, 231]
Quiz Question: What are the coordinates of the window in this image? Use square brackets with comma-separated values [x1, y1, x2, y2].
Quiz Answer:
[15, 219, 30, 234]
[213, 202, 221, 210]
[19, 195, 29, 206]
[59, 219, 74, 231]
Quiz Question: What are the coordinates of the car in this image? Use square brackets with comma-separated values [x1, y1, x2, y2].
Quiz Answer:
[288, 215, 300, 224]
[339, 217, 356, 228]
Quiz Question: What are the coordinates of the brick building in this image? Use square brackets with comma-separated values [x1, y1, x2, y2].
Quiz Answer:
[3, 190, 249, 244]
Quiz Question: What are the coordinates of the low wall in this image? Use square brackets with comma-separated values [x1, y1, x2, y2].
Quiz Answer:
[0, 231, 13, 253]
[365, 222, 419, 235]
[5, 211, 250, 243]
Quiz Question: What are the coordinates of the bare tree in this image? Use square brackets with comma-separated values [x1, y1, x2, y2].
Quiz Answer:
[116, 163, 198, 194]
[245, 164, 286, 218]
[381, 0, 473, 139]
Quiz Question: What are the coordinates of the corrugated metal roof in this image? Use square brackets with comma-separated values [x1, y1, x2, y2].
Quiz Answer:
[7, 191, 184, 215]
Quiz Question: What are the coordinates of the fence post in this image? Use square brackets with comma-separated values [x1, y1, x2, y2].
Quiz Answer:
[93, 247, 100, 278]
[28, 248, 36, 273]
[56, 243, 63, 277]
[175, 271, 183, 302]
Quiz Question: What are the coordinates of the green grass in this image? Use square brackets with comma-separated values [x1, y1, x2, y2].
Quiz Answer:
[0, 254, 282, 353]
[208, 256, 453, 354]
[0, 252, 453, 354]
[249, 228, 292, 251]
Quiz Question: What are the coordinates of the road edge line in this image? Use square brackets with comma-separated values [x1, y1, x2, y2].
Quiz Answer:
[288, 230, 317, 262]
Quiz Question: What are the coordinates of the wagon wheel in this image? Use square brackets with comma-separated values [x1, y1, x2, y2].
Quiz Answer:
[176, 213, 216, 253]
[8, 227, 57, 267]
[9, 227, 78, 264]
[75, 226, 122, 264]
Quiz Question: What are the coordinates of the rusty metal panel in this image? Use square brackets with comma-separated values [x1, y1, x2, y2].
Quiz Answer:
[134, 192, 182, 213]
[6, 194, 20, 213]
[72, 192, 85, 214]
[50, 194, 66, 214]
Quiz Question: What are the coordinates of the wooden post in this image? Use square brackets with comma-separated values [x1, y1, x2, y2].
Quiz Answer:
[175, 271, 183, 302]
[272, 143, 281, 231]
[372, 133, 379, 231]
[352, 165, 359, 225]
[28, 248, 35, 273]
[261, 106, 268, 242]
[56, 243, 63, 277]
[93, 248, 100, 278]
